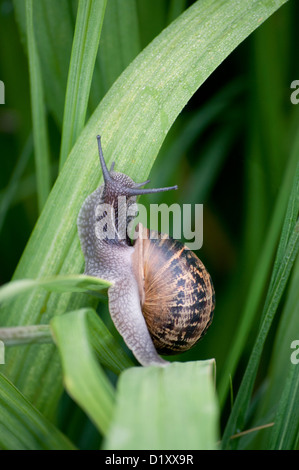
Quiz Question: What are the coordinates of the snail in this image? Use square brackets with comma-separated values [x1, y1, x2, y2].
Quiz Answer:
[77, 135, 215, 367]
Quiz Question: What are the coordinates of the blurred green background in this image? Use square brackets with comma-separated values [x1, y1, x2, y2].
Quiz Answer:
[0, 0, 298, 449]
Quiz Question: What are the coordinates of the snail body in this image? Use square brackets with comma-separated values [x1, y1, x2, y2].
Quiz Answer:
[77, 136, 215, 366]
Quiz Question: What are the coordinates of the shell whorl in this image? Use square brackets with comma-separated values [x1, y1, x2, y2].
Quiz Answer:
[132, 224, 215, 355]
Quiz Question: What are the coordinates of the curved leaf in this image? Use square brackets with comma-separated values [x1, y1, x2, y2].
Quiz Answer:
[51, 308, 116, 434]
[222, 167, 299, 449]
[104, 360, 218, 450]
[0, 275, 111, 303]
[26, 0, 51, 211]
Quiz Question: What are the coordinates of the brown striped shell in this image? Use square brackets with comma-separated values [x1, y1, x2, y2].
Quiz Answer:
[132, 224, 215, 355]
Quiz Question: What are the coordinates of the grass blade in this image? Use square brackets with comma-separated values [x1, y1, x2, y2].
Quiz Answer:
[253, 255, 299, 449]
[267, 360, 299, 449]
[13, 0, 75, 127]
[222, 160, 299, 447]
[51, 308, 116, 435]
[222, 220, 299, 448]
[0, 372, 75, 450]
[218, 141, 299, 405]
[104, 360, 218, 450]
[0, 274, 111, 303]
[60, 0, 107, 168]
[0, 308, 133, 373]
[268, 158, 299, 292]
[25, 0, 51, 211]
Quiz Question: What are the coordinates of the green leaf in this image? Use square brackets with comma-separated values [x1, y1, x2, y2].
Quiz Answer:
[0, 275, 106, 416]
[25, 0, 51, 211]
[0, 372, 75, 450]
[60, 0, 107, 168]
[264, 255, 299, 412]
[51, 308, 116, 435]
[268, 156, 299, 293]
[218, 134, 299, 405]
[0, 307, 133, 373]
[222, 161, 299, 448]
[247, 245, 299, 449]
[86, 309, 135, 374]
[267, 361, 299, 450]
[13, 0, 75, 127]
[2, 0, 288, 419]
[104, 360, 219, 450]
[0, 274, 111, 304]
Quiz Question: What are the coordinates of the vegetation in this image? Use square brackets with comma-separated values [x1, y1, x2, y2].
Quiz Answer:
[0, 0, 297, 450]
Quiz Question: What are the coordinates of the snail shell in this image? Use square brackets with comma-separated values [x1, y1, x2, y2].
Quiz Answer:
[77, 135, 215, 367]
[132, 225, 215, 355]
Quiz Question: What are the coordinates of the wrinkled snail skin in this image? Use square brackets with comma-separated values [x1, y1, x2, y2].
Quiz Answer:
[108, 275, 169, 367]
[77, 135, 215, 367]
[77, 188, 167, 367]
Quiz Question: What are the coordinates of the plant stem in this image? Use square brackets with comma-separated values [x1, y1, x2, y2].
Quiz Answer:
[0, 325, 53, 346]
